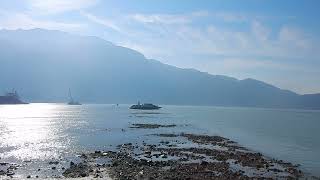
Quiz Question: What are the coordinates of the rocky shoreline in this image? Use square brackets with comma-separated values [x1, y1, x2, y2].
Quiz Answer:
[64, 123, 305, 179]
[62, 133, 303, 179]
[0, 123, 312, 179]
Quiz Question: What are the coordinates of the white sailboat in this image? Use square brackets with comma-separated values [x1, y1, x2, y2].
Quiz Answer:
[67, 88, 81, 105]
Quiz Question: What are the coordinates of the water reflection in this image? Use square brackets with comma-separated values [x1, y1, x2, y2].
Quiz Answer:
[0, 104, 319, 176]
[0, 104, 70, 160]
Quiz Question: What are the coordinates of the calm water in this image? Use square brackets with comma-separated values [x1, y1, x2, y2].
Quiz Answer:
[0, 103, 319, 177]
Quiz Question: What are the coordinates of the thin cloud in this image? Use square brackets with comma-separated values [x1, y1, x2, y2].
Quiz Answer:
[129, 11, 248, 25]
[214, 12, 248, 23]
[130, 14, 192, 24]
[0, 11, 85, 31]
[133, 19, 317, 59]
[81, 12, 123, 33]
[251, 20, 271, 41]
[28, 0, 98, 14]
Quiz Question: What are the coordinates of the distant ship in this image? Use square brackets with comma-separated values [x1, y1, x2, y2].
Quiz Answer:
[67, 89, 81, 105]
[0, 90, 28, 104]
[130, 102, 161, 110]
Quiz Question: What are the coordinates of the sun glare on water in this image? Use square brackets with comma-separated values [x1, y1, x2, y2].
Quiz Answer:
[0, 104, 70, 161]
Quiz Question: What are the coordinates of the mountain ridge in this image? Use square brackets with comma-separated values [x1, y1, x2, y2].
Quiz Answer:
[0, 28, 319, 109]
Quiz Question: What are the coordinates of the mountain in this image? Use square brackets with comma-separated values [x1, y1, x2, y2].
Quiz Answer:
[0, 28, 319, 109]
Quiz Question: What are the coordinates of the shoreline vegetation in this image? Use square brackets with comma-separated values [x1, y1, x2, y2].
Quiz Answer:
[0, 122, 310, 179]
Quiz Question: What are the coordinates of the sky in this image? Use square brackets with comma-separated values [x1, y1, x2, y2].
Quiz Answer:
[0, 0, 319, 94]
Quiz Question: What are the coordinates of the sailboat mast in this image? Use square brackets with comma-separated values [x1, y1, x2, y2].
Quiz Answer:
[68, 88, 73, 101]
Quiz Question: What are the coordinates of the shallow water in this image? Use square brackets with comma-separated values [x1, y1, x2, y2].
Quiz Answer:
[0, 103, 319, 177]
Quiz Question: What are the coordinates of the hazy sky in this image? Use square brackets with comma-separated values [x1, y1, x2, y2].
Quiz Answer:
[0, 0, 319, 94]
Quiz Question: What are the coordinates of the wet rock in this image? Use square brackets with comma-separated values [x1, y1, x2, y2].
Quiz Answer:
[64, 132, 305, 180]
[130, 123, 176, 129]
[153, 154, 161, 158]
[27, 175, 31, 178]
[160, 140, 170, 144]
[145, 155, 152, 158]
[200, 161, 209, 166]
[269, 168, 283, 173]
[144, 151, 151, 155]
[6, 171, 15, 176]
[161, 154, 168, 159]
[80, 153, 88, 159]
[112, 161, 119, 167]
[48, 161, 59, 165]
[8, 165, 18, 171]
[63, 163, 91, 178]
[182, 133, 227, 145]
[0, 170, 5, 175]
[155, 134, 179, 137]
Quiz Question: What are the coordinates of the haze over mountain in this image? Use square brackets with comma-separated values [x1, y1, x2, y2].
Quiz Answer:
[0, 29, 319, 109]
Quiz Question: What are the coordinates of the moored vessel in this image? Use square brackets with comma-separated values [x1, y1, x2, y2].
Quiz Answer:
[130, 102, 161, 110]
[0, 90, 28, 104]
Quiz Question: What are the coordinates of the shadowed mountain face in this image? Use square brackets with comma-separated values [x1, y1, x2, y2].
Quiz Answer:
[0, 29, 319, 109]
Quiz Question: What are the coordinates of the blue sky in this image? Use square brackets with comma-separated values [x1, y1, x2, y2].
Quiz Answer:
[0, 0, 319, 94]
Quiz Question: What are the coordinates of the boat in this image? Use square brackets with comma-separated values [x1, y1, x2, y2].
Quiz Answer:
[130, 102, 161, 110]
[67, 88, 81, 105]
[0, 89, 28, 104]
